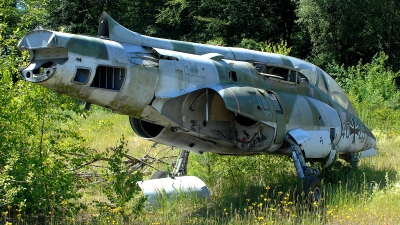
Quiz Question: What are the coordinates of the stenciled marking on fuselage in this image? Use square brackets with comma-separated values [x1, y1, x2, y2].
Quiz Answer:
[341, 118, 366, 143]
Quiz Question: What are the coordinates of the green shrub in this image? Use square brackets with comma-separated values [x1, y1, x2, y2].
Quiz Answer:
[95, 137, 146, 223]
[327, 52, 400, 131]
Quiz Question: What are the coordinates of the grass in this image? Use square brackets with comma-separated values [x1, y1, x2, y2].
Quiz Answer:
[88, 109, 400, 224]
[4, 106, 399, 224]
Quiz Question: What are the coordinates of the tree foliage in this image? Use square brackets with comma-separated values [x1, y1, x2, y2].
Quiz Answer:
[44, 0, 167, 35]
[296, 0, 400, 70]
[156, 0, 296, 46]
[2, 0, 400, 221]
[0, 55, 92, 215]
[327, 53, 400, 131]
[0, 0, 144, 219]
[96, 138, 146, 223]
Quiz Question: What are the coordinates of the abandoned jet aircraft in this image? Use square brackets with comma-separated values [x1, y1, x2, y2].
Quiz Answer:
[18, 12, 377, 202]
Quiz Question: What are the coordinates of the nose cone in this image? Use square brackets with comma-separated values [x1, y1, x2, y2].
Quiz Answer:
[364, 125, 376, 149]
[357, 124, 377, 158]
[354, 121, 378, 158]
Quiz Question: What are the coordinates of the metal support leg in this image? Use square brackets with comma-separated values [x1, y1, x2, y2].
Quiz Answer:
[172, 150, 190, 177]
[323, 128, 337, 169]
[323, 149, 336, 169]
[286, 136, 322, 202]
[292, 151, 305, 179]
[287, 138, 319, 177]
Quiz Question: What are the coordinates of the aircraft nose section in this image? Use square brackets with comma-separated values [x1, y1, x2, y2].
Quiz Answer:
[360, 138, 377, 158]
[359, 125, 377, 158]
[364, 125, 376, 147]
[20, 60, 58, 83]
[18, 29, 68, 83]
[18, 29, 56, 50]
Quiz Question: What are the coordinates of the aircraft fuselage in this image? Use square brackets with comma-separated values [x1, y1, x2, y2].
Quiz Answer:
[18, 15, 376, 160]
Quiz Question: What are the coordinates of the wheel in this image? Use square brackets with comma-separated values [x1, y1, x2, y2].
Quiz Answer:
[302, 176, 322, 203]
[151, 170, 169, 179]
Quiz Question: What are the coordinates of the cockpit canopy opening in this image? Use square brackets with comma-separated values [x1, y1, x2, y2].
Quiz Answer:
[253, 62, 304, 83]
[300, 67, 357, 115]
[253, 62, 356, 115]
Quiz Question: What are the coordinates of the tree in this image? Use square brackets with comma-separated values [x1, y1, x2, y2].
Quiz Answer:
[327, 53, 400, 130]
[156, 0, 296, 46]
[44, 0, 167, 36]
[296, 0, 400, 70]
[0, 0, 94, 217]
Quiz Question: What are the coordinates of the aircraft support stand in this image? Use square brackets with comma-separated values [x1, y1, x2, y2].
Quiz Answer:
[171, 150, 190, 177]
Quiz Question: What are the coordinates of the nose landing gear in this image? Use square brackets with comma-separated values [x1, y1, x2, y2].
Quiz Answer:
[287, 137, 322, 203]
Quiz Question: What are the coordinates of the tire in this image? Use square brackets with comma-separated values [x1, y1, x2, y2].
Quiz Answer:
[151, 170, 169, 179]
[302, 176, 322, 203]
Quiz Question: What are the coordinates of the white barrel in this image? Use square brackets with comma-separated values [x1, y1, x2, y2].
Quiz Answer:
[137, 176, 211, 206]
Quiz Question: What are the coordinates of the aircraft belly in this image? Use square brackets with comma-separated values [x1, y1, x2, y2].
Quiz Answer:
[87, 89, 118, 105]
[156, 88, 279, 153]
[139, 105, 180, 127]
[149, 127, 235, 154]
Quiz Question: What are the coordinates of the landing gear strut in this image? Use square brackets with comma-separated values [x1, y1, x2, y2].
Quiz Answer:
[171, 150, 190, 177]
[287, 138, 321, 202]
[151, 149, 190, 179]
[142, 149, 210, 206]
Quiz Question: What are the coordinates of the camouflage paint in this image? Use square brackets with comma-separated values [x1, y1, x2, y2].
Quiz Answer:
[171, 40, 196, 54]
[66, 35, 108, 60]
[18, 12, 376, 159]
[211, 60, 230, 84]
[279, 55, 294, 68]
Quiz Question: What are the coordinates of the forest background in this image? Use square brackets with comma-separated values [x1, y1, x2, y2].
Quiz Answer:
[1, 0, 400, 224]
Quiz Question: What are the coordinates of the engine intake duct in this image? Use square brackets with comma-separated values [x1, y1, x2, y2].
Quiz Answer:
[129, 117, 164, 138]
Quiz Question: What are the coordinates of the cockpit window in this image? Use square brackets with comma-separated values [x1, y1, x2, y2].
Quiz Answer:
[300, 69, 317, 84]
[254, 62, 297, 82]
[323, 71, 357, 115]
[316, 69, 329, 94]
[300, 67, 356, 115]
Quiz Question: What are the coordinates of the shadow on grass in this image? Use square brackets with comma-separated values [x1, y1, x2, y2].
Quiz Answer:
[178, 159, 397, 224]
[321, 159, 397, 189]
